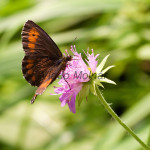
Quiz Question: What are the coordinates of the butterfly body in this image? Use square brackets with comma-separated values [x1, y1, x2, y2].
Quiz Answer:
[21, 20, 71, 103]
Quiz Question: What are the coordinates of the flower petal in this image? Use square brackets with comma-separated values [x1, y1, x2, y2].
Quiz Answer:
[86, 49, 99, 73]
[68, 93, 76, 113]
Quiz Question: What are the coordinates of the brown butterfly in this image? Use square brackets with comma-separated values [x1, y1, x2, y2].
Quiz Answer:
[21, 20, 72, 104]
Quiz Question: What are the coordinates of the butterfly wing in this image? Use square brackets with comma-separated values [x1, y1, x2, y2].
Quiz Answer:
[22, 55, 52, 86]
[21, 20, 65, 103]
[22, 20, 62, 86]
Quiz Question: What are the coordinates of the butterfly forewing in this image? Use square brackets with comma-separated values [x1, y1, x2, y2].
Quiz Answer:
[22, 20, 62, 58]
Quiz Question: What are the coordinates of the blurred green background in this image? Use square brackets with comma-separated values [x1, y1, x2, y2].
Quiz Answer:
[0, 0, 150, 150]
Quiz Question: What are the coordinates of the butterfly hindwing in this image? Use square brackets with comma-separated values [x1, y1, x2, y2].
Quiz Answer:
[30, 60, 66, 104]
[22, 55, 54, 86]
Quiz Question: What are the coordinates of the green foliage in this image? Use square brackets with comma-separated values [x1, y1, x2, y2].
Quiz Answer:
[0, 0, 150, 149]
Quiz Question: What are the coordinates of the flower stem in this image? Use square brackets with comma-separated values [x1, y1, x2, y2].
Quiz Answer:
[95, 85, 150, 150]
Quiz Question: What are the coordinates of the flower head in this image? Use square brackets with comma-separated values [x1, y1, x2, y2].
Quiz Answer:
[54, 46, 115, 113]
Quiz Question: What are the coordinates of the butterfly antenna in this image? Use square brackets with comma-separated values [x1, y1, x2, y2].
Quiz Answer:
[71, 37, 77, 46]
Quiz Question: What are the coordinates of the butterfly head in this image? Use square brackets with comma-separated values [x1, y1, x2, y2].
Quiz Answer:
[65, 55, 72, 62]
[61, 55, 72, 70]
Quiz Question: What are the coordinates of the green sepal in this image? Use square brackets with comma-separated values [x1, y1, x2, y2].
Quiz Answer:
[77, 82, 90, 106]
[96, 55, 110, 74]
[90, 81, 97, 96]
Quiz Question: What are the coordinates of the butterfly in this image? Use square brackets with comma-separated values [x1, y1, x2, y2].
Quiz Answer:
[21, 20, 72, 104]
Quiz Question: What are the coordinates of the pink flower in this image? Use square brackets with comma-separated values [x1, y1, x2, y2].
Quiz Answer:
[54, 46, 115, 113]
[54, 46, 98, 113]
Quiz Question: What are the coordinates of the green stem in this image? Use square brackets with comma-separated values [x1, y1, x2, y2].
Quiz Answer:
[95, 85, 150, 150]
